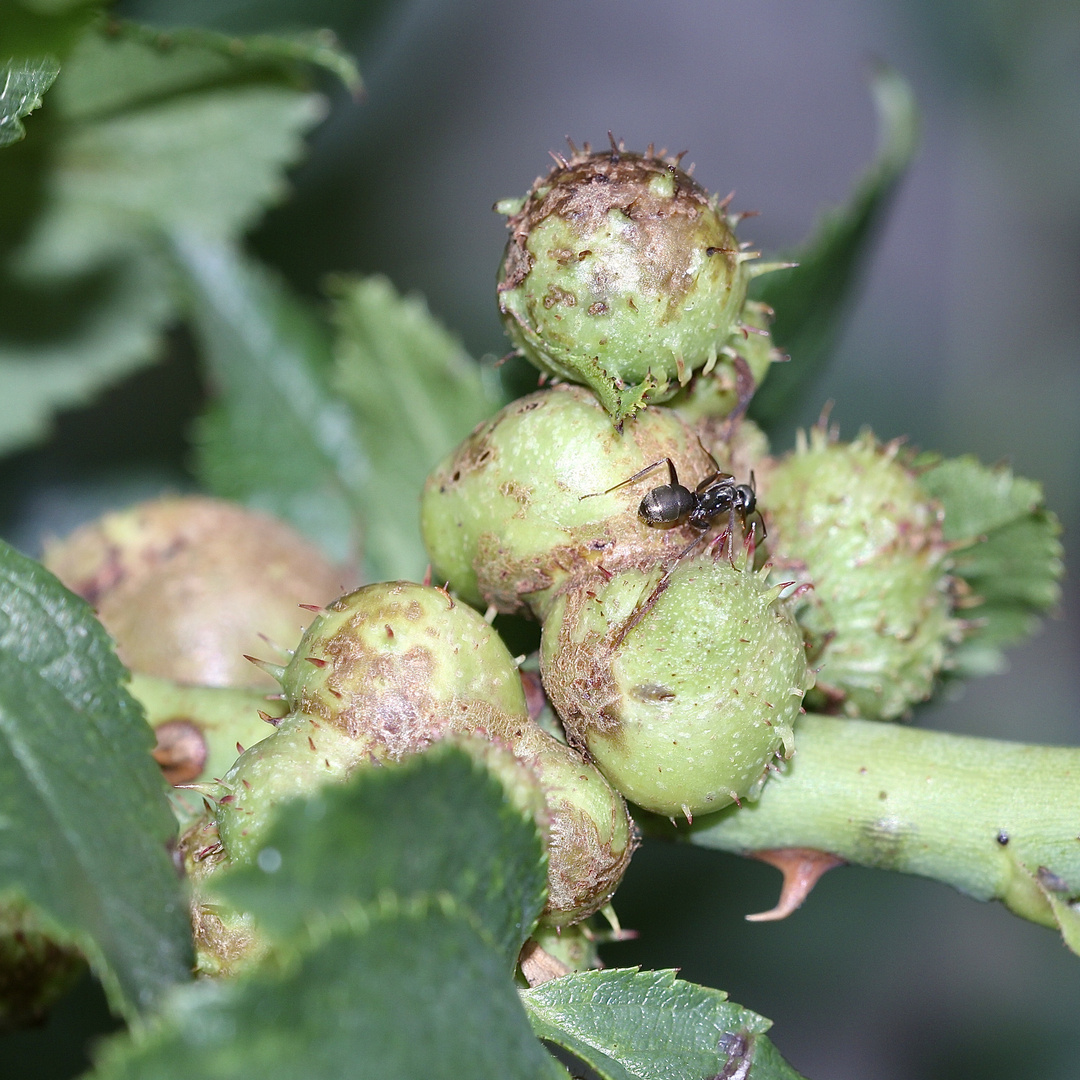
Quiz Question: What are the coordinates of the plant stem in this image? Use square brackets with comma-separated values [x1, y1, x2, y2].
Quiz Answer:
[668, 714, 1080, 937]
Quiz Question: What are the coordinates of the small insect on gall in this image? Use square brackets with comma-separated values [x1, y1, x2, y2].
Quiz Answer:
[585, 454, 762, 560]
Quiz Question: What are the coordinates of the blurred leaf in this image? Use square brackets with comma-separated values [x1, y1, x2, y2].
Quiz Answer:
[0, 0, 100, 61]
[215, 744, 547, 965]
[0, 251, 174, 454]
[749, 66, 919, 428]
[330, 275, 502, 581]
[918, 455, 1063, 678]
[15, 0, 97, 13]
[922, 455, 1046, 542]
[20, 88, 323, 273]
[522, 968, 804, 1080]
[54, 19, 358, 122]
[176, 235, 369, 566]
[0, 57, 60, 147]
[99, 19, 361, 102]
[0, 541, 192, 1017]
[106, 0, 397, 38]
[0, 19, 343, 456]
[91, 903, 567, 1080]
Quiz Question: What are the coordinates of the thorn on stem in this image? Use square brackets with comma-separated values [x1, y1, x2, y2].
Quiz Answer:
[745, 848, 844, 922]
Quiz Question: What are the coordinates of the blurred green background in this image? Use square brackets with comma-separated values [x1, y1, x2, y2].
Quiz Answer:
[3, 1, 1078, 1078]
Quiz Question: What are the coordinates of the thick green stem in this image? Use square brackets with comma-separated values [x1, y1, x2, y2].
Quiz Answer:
[673, 715, 1080, 940]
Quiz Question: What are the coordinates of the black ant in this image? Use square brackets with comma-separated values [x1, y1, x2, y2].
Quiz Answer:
[586, 456, 762, 558]
[581, 455, 763, 643]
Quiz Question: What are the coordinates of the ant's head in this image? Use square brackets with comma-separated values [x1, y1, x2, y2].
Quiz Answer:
[734, 480, 756, 517]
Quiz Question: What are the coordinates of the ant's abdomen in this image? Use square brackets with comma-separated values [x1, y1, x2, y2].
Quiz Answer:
[639, 486, 694, 525]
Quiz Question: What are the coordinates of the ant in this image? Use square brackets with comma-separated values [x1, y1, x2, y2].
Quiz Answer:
[587, 455, 762, 558]
[582, 455, 763, 643]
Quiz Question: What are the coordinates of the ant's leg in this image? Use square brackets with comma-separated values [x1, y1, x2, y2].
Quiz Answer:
[580, 458, 677, 500]
[742, 519, 758, 564]
[612, 532, 707, 647]
[753, 509, 767, 543]
[747, 471, 767, 542]
[694, 432, 722, 476]
[694, 472, 720, 493]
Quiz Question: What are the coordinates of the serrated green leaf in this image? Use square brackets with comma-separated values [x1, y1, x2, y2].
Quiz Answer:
[918, 455, 1063, 678]
[522, 968, 804, 1080]
[0, 541, 192, 1017]
[945, 605, 1042, 678]
[745, 1038, 810, 1080]
[175, 235, 369, 566]
[92, 902, 566, 1080]
[749, 66, 918, 428]
[215, 745, 548, 964]
[330, 275, 502, 581]
[0, 57, 60, 147]
[8, 19, 330, 272]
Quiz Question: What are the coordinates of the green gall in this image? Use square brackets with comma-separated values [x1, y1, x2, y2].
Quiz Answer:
[180, 813, 269, 979]
[666, 301, 781, 424]
[214, 581, 633, 925]
[542, 553, 812, 818]
[421, 385, 717, 618]
[219, 581, 528, 861]
[44, 496, 346, 690]
[506, 721, 636, 926]
[532, 921, 598, 972]
[763, 426, 960, 720]
[280, 580, 528, 740]
[497, 145, 769, 423]
[214, 712, 364, 865]
[519, 922, 600, 986]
